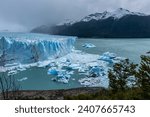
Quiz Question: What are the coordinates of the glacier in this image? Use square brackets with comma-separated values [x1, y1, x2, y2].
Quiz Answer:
[0, 32, 76, 69]
[0, 32, 126, 88]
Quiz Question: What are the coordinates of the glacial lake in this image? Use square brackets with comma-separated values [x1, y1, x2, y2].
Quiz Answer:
[5, 38, 150, 90]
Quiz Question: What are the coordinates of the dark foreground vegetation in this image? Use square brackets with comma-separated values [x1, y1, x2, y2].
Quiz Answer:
[0, 55, 149, 100]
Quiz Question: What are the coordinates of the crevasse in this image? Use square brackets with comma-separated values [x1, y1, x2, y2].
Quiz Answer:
[0, 32, 76, 66]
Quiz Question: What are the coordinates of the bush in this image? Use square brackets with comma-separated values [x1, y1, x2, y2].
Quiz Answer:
[108, 59, 137, 92]
[136, 55, 150, 99]
[0, 73, 21, 100]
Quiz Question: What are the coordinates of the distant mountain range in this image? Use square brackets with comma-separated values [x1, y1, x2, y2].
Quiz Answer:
[31, 8, 150, 38]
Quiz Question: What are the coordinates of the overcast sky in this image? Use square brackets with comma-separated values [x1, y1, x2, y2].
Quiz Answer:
[0, 0, 150, 32]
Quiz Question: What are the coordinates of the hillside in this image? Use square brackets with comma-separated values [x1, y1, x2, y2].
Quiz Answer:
[31, 8, 150, 38]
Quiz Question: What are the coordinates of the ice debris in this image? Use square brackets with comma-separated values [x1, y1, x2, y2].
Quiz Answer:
[46, 51, 124, 87]
[47, 67, 59, 75]
[88, 66, 105, 77]
[18, 77, 28, 82]
[98, 52, 117, 63]
[82, 43, 96, 48]
[48, 68, 71, 84]
[8, 70, 18, 76]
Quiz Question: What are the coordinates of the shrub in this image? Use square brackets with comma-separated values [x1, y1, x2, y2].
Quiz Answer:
[108, 59, 137, 92]
[136, 55, 150, 99]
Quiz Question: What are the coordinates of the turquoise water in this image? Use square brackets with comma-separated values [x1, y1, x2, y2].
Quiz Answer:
[4, 38, 150, 90]
[76, 38, 150, 63]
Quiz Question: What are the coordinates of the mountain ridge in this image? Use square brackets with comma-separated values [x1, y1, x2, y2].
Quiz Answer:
[31, 8, 150, 38]
[57, 8, 146, 26]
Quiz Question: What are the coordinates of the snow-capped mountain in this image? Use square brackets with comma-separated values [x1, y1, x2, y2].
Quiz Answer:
[57, 8, 146, 26]
[31, 8, 150, 38]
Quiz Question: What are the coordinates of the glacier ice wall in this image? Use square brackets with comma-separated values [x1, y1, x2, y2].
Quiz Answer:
[0, 32, 76, 66]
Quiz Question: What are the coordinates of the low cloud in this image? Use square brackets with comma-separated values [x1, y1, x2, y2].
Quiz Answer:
[0, 0, 149, 32]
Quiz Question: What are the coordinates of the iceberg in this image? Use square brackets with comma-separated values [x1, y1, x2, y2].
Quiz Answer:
[17, 77, 28, 82]
[79, 77, 101, 87]
[0, 32, 76, 69]
[88, 66, 104, 77]
[47, 67, 59, 75]
[98, 52, 116, 63]
[79, 75, 109, 88]
[82, 43, 96, 48]
[57, 71, 71, 84]
[7, 70, 18, 76]
[46, 51, 123, 85]
[48, 68, 71, 84]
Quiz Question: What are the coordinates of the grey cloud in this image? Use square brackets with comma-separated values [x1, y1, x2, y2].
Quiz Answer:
[0, 0, 149, 32]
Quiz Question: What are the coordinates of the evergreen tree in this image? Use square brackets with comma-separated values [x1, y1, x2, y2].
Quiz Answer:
[108, 59, 137, 92]
[136, 55, 150, 99]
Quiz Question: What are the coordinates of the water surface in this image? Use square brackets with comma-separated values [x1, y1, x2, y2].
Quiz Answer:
[3, 38, 150, 90]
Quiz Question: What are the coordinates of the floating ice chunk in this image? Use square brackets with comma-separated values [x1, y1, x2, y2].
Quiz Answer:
[72, 78, 75, 81]
[18, 77, 28, 82]
[99, 52, 116, 63]
[103, 52, 116, 59]
[57, 72, 71, 84]
[4, 63, 19, 67]
[78, 64, 87, 73]
[47, 67, 58, 75]
[79, 75, 109, 88]
[17, 67, 26, 72]
[17, 64, 27, 71]
[57, 78, 69, 84]
[51, 70, 71, 84]
[88, 66, 104, 77]
[68, 63, 81, 70]
[48, 67, 71, 84]
[79, 77, 101, 87]
[68, 71, 74, 75]
[59, 58, 71, 64]
[78, 68, 86, 73]
[82, 43, 96, 48]
[8, 70, 18, 76]
[37, 61, 51, 68]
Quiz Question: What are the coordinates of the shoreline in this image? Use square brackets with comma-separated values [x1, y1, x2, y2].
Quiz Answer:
[0, 87, 105, 100]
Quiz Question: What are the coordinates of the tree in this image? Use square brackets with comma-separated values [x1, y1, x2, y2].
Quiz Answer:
[108, 59, 137, 92]
[136, 55, 150, 98]
[0, 73, 21, 100]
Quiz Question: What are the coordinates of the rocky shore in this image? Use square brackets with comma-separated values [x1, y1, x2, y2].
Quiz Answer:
[0, 87, 104, 100]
